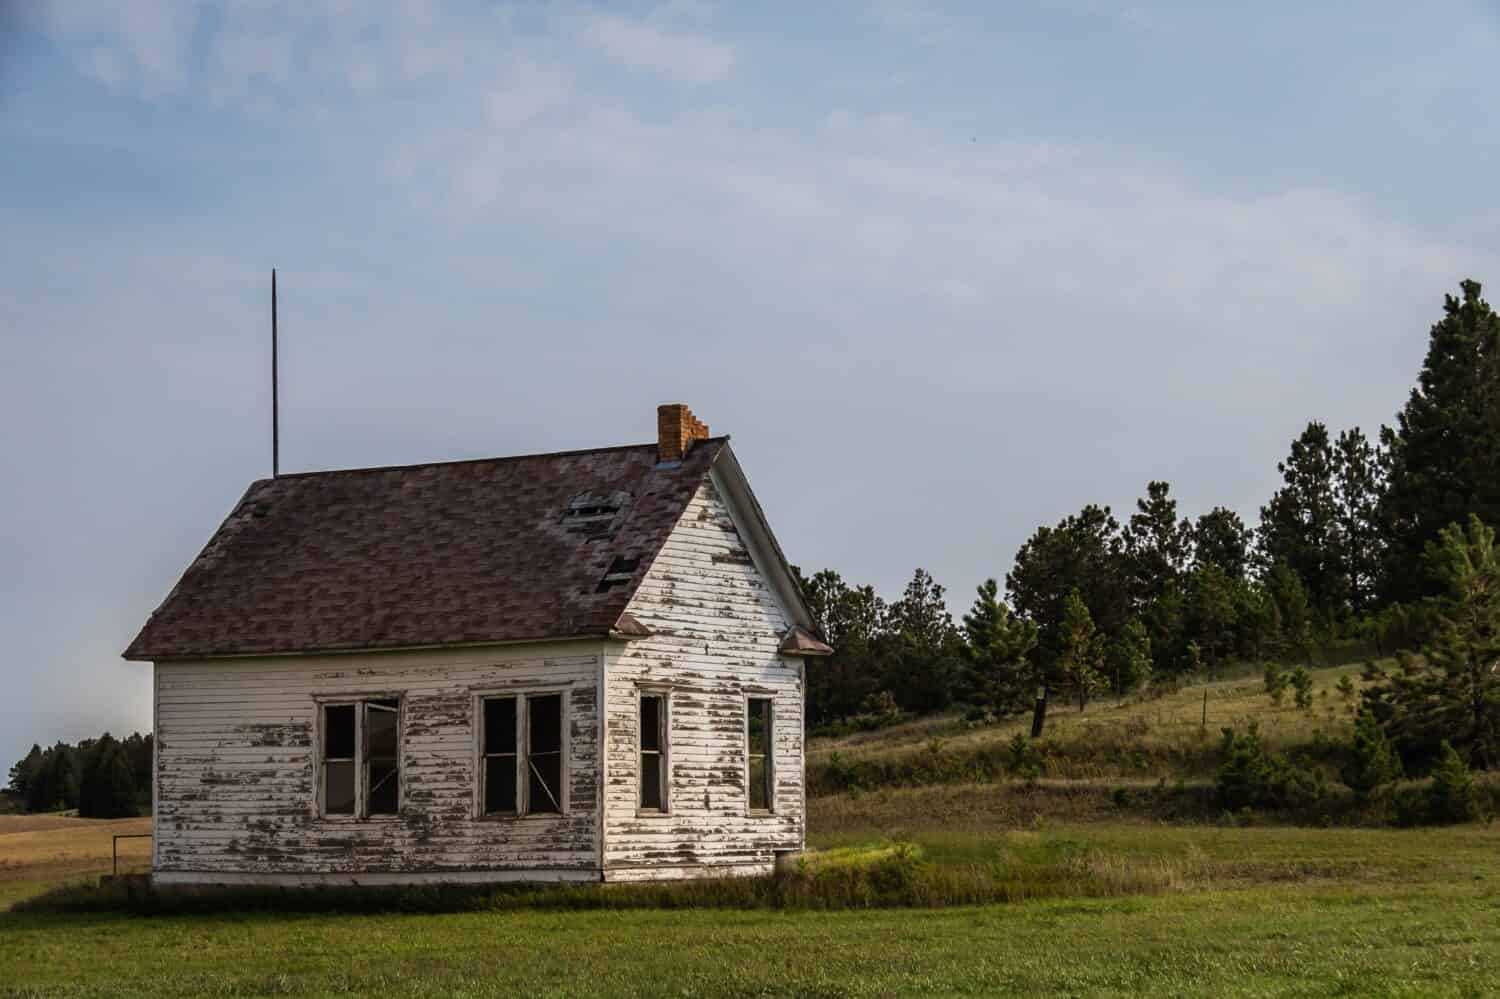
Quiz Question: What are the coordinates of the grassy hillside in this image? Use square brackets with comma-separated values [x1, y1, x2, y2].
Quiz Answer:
[809, 659, 1373, 795]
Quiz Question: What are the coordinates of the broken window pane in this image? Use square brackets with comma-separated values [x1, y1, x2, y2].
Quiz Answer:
[639, 694, 664, 811]
[526, 694, 563, 814]
[482, 696, 518, 814]
[364, 700, 400, 816]
[325, 760, 355, 814]
[368, 763, 399, 815]
[747, 698, 772, 812]
[325, 704, 355, 760]
[366, 701, 398, 759]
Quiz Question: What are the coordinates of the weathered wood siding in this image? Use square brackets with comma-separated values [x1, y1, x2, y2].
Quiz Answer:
[603, 472, 804, 881]
[153, 643, 601, 884]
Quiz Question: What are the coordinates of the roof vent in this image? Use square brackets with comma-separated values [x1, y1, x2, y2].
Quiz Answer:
[595, 555, 641, 593]
[561, 492, 628, 539]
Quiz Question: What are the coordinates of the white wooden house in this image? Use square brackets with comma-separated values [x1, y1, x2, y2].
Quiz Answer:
[124, 405, 831, 886]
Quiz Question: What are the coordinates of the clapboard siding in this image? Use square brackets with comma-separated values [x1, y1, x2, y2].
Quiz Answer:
[602, 473, 804, 880]
[153, 643, 601, 881]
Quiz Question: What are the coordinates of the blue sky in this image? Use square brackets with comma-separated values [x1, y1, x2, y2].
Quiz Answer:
[2, 1, 1498, 767]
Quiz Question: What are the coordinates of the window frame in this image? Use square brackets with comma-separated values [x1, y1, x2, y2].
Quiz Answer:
[636, 686, 671, 816]
[745, 693, 775, 816]
[315, 694, 404, 821]
[472, 688, 571, 820]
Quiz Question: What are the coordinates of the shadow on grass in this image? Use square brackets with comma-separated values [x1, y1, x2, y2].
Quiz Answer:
[9, 840, 1248, 917]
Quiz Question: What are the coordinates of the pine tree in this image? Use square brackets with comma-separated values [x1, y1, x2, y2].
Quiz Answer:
[1105, 616, 1153, 695]
[1334, 428, 1385, 617]
[33, 743, 80, 813]
[1123, 481, 1194, 604]
[1193, 507, 1252, 581]
[1368, 515, 1500, 768]
[78, 734, 139, 819]
[1007, 504, 1130, 680]
[1057, 589, 1106, 710]
[796, 567, 885, 724]
[7, 745, 43, 803]
[960, 579, 1038, 718]
[1290, 666, 1314, 710]
[882, 569, 963, 713]
[1381, 280, 1500, 604]
[1427, 740, 1479, 823]
[1259, 421, 1345, 622]
[1184, 563, 1237, 670]
[1265, 560, 1313, 662]
[1341, 707, 1402, 797]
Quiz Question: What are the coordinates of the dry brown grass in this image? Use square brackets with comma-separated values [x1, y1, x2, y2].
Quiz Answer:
[0, 814, 151, 883]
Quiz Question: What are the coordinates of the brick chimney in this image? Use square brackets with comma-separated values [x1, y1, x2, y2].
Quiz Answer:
[657, 403, 709, 462]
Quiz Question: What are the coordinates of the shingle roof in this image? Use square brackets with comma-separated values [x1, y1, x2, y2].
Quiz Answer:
[123, 438, 728, 660]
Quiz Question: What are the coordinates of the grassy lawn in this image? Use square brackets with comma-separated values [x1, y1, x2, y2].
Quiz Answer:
[3, 878, 1498, 996]
[4, 813, 1500, 996]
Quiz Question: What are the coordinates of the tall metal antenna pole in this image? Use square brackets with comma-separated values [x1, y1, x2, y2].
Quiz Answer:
[272, 268, 279, 478]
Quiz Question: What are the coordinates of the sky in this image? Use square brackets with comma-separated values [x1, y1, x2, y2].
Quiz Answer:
[2, 0, 1498, 767]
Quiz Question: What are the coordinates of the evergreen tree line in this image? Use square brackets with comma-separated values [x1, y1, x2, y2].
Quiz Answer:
[5, 733, 152, 818]
[801, 280, 1500, 739]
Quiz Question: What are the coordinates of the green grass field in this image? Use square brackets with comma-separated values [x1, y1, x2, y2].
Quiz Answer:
[5, 819, 1499, 997]
[6, 665, 1499, 997]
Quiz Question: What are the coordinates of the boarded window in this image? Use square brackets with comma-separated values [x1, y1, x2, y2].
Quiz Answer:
[365, 699, 400, 816]
[323, 704, 356, 815]
[526, 694, 563, 815]
[482, 696, 518, 815]
[639, 693, 666, 812]
[747, 698, 773, 813]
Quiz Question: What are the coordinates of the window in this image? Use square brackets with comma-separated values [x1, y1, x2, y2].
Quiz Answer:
[482, 697, 518, 815]
[365, 700, 400, 815]
[323, 705, 356, 815]
[747, 697, 773, 813]
[479, 692, 566, 817]
[527, 694, 563, 815]
[639, 693, 667, 812]
[321, 698, 401, 818]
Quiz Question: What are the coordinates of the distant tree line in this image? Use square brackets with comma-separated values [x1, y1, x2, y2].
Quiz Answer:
[800, 280, 1500, 748]
[6, 733, 152, 818]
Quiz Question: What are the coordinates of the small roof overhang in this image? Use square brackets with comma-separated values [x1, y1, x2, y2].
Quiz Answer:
[779, 626, 834, 657]
[610, 612, 654, 639]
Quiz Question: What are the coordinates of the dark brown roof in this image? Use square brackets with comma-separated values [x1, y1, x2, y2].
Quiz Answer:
[124, 438, 728, 660]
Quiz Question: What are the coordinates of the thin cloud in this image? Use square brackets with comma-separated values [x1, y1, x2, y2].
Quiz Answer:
[579, 12, 734, 83]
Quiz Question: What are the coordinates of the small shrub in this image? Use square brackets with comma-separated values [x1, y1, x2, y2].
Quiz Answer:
[1336, 675, 1356, 700]
[1006, 732, 1044, 779]
[1215, 723, 1320, 810]
[1264, 663, 1287, 705]
[1341, 708, 1402, 798]
[1427, 741, 1480, 824]
[1290, 667, 1314, 710]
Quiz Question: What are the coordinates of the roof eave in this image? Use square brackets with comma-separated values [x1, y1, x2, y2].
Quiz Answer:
[779, 626, 834, 657]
